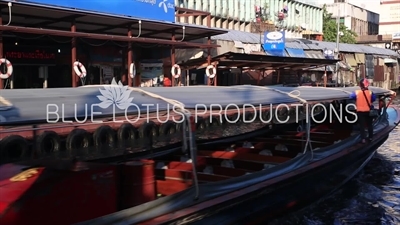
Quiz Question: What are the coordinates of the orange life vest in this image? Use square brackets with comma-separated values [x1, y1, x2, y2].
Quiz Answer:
[163, 77, 171, 87]
[355, 90, 372, 112]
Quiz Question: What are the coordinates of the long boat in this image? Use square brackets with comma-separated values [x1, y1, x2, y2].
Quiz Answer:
[0, 85, 398, 225]
[0, 84, 395, 164]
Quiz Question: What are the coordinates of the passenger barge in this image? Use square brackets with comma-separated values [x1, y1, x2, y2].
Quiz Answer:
[0, 85, 398, 224]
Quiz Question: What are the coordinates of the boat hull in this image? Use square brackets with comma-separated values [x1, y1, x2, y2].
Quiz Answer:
[1, 107, 398, 225]
[188, 135, 388, 225]
[134, 107, 400, 225]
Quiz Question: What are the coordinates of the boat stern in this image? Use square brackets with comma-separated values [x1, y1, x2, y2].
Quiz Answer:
[0, 161, 119, 225]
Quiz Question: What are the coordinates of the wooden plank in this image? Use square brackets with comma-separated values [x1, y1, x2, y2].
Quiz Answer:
[253, 138, 330, 144]
[156, 161, 252, 177]
[155, 168, 231, 182]
[156, 180, 192, 196]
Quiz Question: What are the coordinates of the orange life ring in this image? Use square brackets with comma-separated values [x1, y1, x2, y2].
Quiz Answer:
[73, 61, 87, 78]
[0, 58, 13, 79]
[171, 64, 181, 78]
[206, 65, 216, 78]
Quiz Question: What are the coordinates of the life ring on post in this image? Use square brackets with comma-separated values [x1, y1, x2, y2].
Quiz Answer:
[36, 131, 61, 156]
[73, 61, 87, 78]
[129, 63, 136, 78]
[206, 65, 216, 79]
[171, 64, 181, 78]
[0, 135, 29, 161]
[0, 58, 13, 80]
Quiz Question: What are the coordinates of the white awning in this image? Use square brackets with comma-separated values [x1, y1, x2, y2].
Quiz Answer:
[384, 58, 398, 64]
[175, 49, 205, 64]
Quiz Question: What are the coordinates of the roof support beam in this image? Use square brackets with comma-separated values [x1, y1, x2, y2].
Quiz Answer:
[0, 25, 221, 48]
[91, 22, 144, 33]
[35, 15, 84, 27]
[144, 27, 180, 37]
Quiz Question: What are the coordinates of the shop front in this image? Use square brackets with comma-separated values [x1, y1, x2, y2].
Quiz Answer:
[2, 46, 57, 89]
[0, 0, 225, 89]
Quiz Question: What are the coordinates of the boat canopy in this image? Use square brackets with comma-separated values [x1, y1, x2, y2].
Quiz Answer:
[0, 85, 395, 125]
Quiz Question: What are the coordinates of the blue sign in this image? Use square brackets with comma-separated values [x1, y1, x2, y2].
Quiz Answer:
[24, 0, 175, 22]
[263, 31, 285, 57]
[323, 48, 335, 59]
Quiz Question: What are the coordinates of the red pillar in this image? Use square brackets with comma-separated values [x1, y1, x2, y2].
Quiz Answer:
[71, 21, 77, 87]
[171, 32, 175, 87]
[0, 10, 3, 90]
[127, 28, 133, 87]
[207, 36, 211, 86]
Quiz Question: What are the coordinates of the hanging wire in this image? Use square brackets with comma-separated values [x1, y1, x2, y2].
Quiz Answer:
[79, 38, 109, 46]
[4, 79, 10, 89]
[111, 41, 128, 48]
[132, 43, 161, 48]
[47, 35, 72, 44]
[80, 77, 86, 86]
[177, 26, 186, 42]
[14, 34, 47, 40]
[3, 2, 12, 26]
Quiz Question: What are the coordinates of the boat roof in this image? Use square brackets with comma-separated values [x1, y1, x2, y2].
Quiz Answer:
[0, 85, 394, 125]
[0, 1, 227, 43]
[180, 51, 339, 70]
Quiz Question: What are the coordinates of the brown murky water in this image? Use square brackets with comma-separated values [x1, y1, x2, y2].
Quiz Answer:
[270, 98, 400, 225]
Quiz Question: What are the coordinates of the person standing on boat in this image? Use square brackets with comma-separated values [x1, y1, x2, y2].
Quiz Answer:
[349, 78, 376, 143]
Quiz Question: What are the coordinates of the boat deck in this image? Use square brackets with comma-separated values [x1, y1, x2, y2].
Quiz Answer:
[152, 124, 352, 196]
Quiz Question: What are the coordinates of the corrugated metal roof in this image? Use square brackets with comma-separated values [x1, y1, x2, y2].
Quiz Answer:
[304, 50, 325, 59]
[211, 29, 400, 57]
[211, 29, 262, 43]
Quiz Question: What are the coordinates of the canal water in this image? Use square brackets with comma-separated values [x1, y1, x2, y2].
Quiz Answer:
[270, 100, 400, 225]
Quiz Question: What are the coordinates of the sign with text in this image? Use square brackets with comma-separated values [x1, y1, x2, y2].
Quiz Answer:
[23, 0, 175, 22]
[392, 33, 400, 40]
[4, 47, 56, 64]
[323, 49, 335, 59]
[263, 31, 285, 57]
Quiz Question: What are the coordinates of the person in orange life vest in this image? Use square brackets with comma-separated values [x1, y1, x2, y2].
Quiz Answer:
[163, 76, 172, 87]
[349, 78, 376, 143]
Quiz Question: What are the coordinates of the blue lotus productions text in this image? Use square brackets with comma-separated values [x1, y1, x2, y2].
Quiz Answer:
[46, 103, 357, 124]
[195, 103, 358, 124]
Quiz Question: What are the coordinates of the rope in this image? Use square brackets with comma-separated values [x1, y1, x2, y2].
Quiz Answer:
[127, 87, 189, 114]
[0, 95, 13, 109]
[127, 87, 200, 199]
[254, 86, 308, 104]
[297, 86, 352, 94]
[77, 84, 188, 114]
[254, 86, 314, 155]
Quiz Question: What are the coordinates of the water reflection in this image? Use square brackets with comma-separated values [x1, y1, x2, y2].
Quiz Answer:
[270, 101, 400, 225]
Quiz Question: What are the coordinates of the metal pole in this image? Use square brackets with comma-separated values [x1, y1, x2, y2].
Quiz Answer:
[335, 4, 340, 87]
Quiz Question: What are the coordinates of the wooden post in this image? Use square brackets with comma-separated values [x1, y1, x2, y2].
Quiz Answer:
[127, 28, 133, 87]
[0, 9, 3, 89]
[207, 37, 211, 86]
[276, 70, 280, 83]
[171, 32, 175, 87]
[257, 69, 265, 86]
[323, 65, 327, 87]
[71, 21, 77, 87]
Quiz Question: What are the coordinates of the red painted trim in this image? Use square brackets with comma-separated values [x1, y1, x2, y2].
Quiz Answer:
[139, 106, 400, 225]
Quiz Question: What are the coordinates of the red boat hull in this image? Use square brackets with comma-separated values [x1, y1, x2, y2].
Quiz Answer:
[0, 162, 118, 225]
